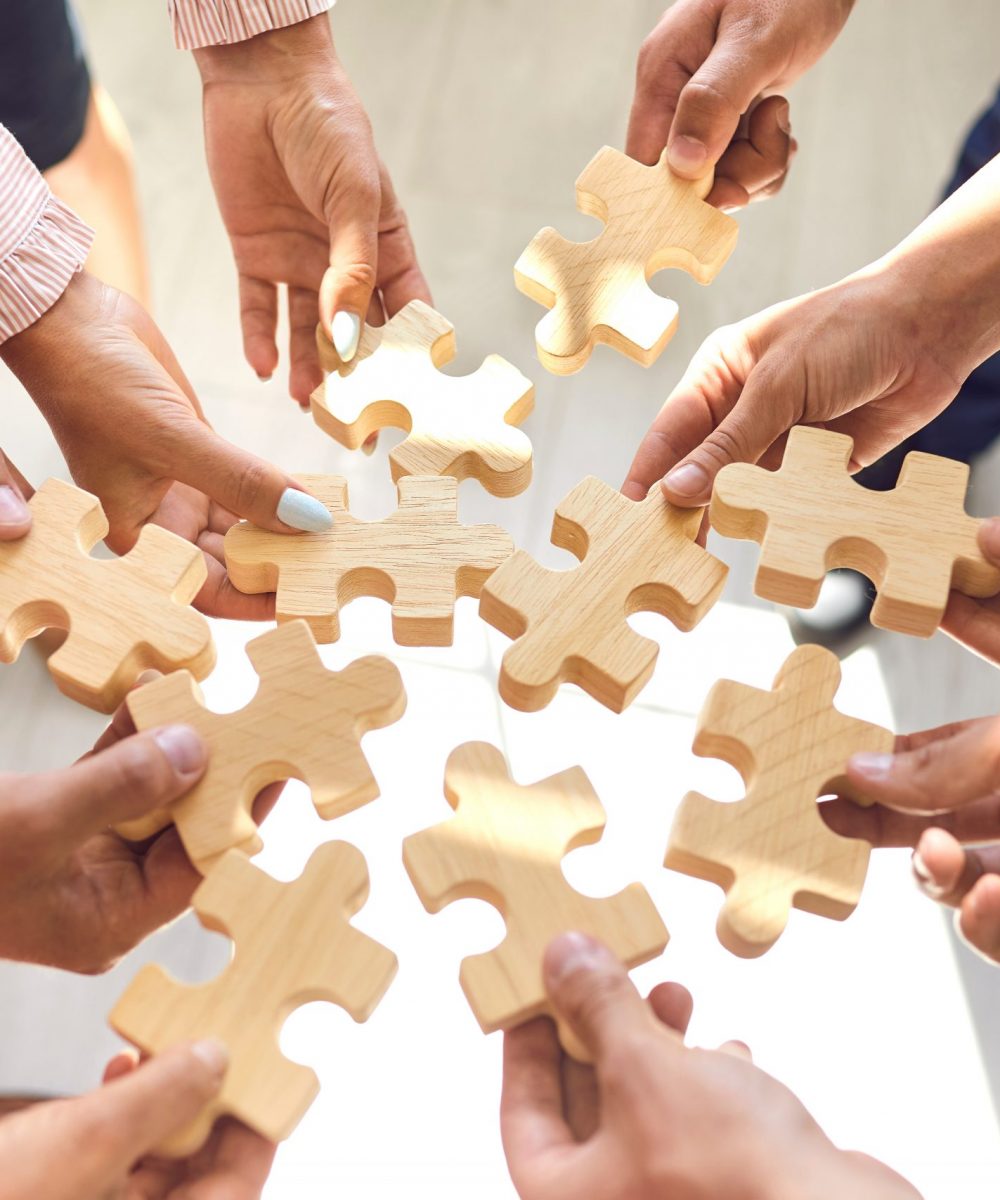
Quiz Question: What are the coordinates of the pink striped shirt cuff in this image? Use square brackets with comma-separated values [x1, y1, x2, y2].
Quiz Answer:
[170, 0, 334, 50]
[0, 126, 94, 345]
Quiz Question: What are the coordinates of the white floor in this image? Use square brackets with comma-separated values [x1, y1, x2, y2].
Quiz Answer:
[1, 1, 1000, 1197]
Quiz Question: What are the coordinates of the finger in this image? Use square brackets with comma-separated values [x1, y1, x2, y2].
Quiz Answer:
[287, 286, 324, 408]
[941, 591, 1000, 665]
[27, 726, 207, 848]
[647, 981, 694, 1036]
[102, 1050, 139, 1085]
[0, 450, 32, 539]
[820, 793, 1000, 848]
[501, 1018, 575, 1165]
[238, 275, 279, 383]
[712, 96, 792, 202]
[979, 517, 1000, 567]
[318, 161, 381, 364]
[543, 932, 663, 1064]
[193, 539, 277, 622]
[163, 415, 333, 534]
[912, 827, 1000, 907]
[718, 1039, 753, 1061]
[847, 715, 1000, 812]
[75, 1040, 227, 1171]
[958, 873, 1000, 964]
[183, 1116, 277, 1188]
[374, 162, 433, 317]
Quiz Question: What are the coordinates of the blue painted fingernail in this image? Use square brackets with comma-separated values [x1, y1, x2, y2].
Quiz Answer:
[277, 488, 333, 533]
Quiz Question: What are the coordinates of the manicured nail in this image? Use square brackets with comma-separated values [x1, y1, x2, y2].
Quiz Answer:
[154, 725, 206, 775]
[190, 1038, 229, 1079]
[332, 310, 361, 363]
[544, 931, 616, 986]
[0, 485, 30, 528]
[663, 462, 710, 499]
[777, 100, 791, 135]
[980, 517, 1000, 563]
[277, 488, 334, 533]
[849, 752, 894, 782]
[667, 135, 708, 175]
[911, 850, 948, 900]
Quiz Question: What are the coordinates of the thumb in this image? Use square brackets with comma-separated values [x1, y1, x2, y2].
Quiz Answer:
[667, 34, 784, 178]
[31, 725, 207, 848]
[979, 517, 1000, 568]
[75, 1041, 227, 1175]
[166, 418, 333, 534]
[318, 168, 380, 366]
[0, 449, 32, 539]
[848, 716, 1000, 813]
[543, 933, 662, 1063]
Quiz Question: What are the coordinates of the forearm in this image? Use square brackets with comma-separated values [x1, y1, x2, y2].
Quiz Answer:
[192, 9, 336, 83]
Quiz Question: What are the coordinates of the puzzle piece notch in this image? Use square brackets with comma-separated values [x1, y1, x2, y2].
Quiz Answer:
[515, 147, 739, 375]
[403, 742, 668, 1058]
[313, 300, 535, 498]
[110, 842, 397, 1154]
[710, 425, 1000, 637]
[118, 619, 405, 872]
[480, 476, 728, 712]
[665, 644, 893, 958]
[225, 474, 514, 646]
[0, 478, 214, 711]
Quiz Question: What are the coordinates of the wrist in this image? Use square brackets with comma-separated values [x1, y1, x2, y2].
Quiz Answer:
[194, 13, 335, 83]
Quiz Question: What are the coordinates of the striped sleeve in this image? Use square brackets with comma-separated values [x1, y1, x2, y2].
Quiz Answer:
[0, 126, 94, 345]
[170, 0, 334, 50]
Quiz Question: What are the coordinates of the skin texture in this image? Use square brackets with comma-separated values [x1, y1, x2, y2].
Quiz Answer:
[502, 933, 920, 1200]
[0, 698, 279, 973]
[0, 273, 318, 619]
[194, 15, 431, 405]
[0, 451, 32, 539]
[0, 1042, 275, 1199]
[627, 0, 856, 208]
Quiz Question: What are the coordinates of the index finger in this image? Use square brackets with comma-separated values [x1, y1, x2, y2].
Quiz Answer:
[501, 1017, 575, 1166]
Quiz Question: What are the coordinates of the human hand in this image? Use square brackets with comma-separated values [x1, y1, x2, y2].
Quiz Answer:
[824, 716, 1000, 965]
[502, 933, 920, 1200]
[0, 271, 332, 619]
[628, 0, 854, 208]
[0, 1041, 274, 1199]
[194, 14, 431, 405]
[941, 518, 1000, 665]
[0, 449, 32, 540]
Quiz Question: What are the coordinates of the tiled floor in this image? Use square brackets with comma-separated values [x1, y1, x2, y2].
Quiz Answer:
[1, 1, 1000, 1197]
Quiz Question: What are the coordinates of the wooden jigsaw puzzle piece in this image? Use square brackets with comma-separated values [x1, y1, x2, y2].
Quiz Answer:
[403, 742, 668, 1058]
[111, 843, 397, 1154]
[313, 300, 534, 497]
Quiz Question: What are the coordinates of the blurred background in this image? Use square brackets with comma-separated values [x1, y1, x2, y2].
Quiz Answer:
[2, 1, 1000, 1196]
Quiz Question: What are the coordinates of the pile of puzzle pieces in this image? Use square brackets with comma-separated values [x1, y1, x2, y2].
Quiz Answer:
[3, 150, 998, 1155]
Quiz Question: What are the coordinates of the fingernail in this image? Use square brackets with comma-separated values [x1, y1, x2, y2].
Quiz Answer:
[190, 1038, 229, 1080]
[277, 487, 334, 533]
[257, 372, 273, 383]
[980, 517, 1000, 563]
[544, 931, 616, 987]
[153, 725, 207, 775]
[849, 752, 894, 782]
[0, 485, 30, 527]
[663, 462, 710, 499]
[332, 310, 361, 363]
[777, 101, 791, 135]
[912, 850, 948, 900]
[667, 135, 708, 175]
[362, 434, 378, 457]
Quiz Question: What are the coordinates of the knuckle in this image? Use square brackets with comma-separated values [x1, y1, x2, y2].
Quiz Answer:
[233, 458, 270, 516]
[333, 260, 378, 295]
[679, 78, 743, 125]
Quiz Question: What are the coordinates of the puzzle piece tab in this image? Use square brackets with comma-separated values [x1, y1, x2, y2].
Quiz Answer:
[710, 425, 1000, 637]
[117, 620, 405, 872]
[403, 742, 667, 1056]
[515, 147, 738, 374]
[479, 476, 728, 712]
[225, 474, 513, 646]
[110, 842, 397, 1154]
[0, 478, 213, 711]
[665, 644, 893, 958]
[313, 301, 534, 497]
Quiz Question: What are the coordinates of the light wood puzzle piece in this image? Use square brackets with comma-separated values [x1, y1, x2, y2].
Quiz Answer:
[710, 425, 1000, 637]
[479, 476, 728, 712]
[403, 742, 668, 1057]
[225, 474, 514, 646]
[515, 147, 738, 374]
[0, 477, 213, 711]
[110, 842, 396, 1155]
[117, 620, 405, 871]
[665, 644, 893, 958]
[313, 300, 534, 497]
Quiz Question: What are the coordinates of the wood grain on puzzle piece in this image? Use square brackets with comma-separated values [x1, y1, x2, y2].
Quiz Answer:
[515, 148, 738, 374]
[117, 620, 405, 872]
[313, 301, 534, 497]
[0, 478, 213, 712]
[665, 644, 893, 958]
[479, 476, 727, 712]
[403, 742, 668, 1059]
[710, 425, 1000, 637]
[225, 474, 513, 646]
[110, 842, 396, 1155]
